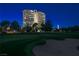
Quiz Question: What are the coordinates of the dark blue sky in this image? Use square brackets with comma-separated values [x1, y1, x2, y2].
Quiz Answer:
[0, 3, 79, 28]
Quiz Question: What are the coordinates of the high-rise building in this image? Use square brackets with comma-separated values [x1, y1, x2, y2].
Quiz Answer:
[57, 25, 60, 29]
[23, 10, 45, 28]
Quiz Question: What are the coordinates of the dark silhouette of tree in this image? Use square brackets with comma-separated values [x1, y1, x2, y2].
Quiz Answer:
[10, 21, 20, 31]
[26, 26, 31, 32]
[70, 25, 79, 32]
[44, 20, 52, 32]
[0, 20, 10, 28]
[62, 25, 79, 32]
[32, 23, 38, 28]
[0, 20, 10, 32]
[20, 27, 26, 32]
[31, 23, 38, 32]
[0, 23, 1, 32]
[41, 23, 46, 32]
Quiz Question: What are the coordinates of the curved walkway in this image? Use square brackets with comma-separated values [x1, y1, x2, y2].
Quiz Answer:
[33, 39, 79, 56]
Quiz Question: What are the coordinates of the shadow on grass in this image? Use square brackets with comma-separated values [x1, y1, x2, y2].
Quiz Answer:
[0, 32, 79, 56]
[0, 38, 46, 56]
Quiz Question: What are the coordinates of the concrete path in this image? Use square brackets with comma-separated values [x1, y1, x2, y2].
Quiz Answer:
[33, 39, 79, 56]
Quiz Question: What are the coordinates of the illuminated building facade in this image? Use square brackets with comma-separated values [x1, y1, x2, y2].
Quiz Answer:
[57, 25, 60, 29]
[23, 10, 45, 28]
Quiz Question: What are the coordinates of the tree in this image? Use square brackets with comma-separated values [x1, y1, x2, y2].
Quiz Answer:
[44, 20, 52, 32]
[41, 23, 46, 32]
[26, 26, 31, 32]
[10, 21, 20, 31]
[70, 25, 79, 32]
[20, 27, 26, 32]
[0, 27, 2, 32]
[31, 23, 38, 32]
[62, 25, 79, 32]
[0, 20, 10, 31]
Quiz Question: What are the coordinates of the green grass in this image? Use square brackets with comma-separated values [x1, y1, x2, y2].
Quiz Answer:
[0, 38, 46, 56]
[0, 32, 79, 56]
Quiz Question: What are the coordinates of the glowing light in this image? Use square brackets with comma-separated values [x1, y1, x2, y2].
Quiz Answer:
[34, 12, 38, 23]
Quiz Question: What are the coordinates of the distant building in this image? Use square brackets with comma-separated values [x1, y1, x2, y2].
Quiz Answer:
[23, 10, 45, 28]
[57, 25, 60, 29]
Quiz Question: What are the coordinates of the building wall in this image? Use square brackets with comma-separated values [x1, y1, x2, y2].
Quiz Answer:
[23, 10, 45, 28]
[23, 10, 34, 27]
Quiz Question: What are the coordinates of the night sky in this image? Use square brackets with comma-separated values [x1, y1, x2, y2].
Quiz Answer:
[0, 3, 79, 28]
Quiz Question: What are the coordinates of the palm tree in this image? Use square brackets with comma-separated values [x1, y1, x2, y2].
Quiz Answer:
[31, 23, 38, 32]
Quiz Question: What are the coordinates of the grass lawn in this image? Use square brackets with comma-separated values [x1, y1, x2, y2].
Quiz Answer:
[0, 32, 79, 56]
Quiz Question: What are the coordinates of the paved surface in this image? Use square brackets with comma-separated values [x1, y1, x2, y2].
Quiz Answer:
[33, 39, 79, 56]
